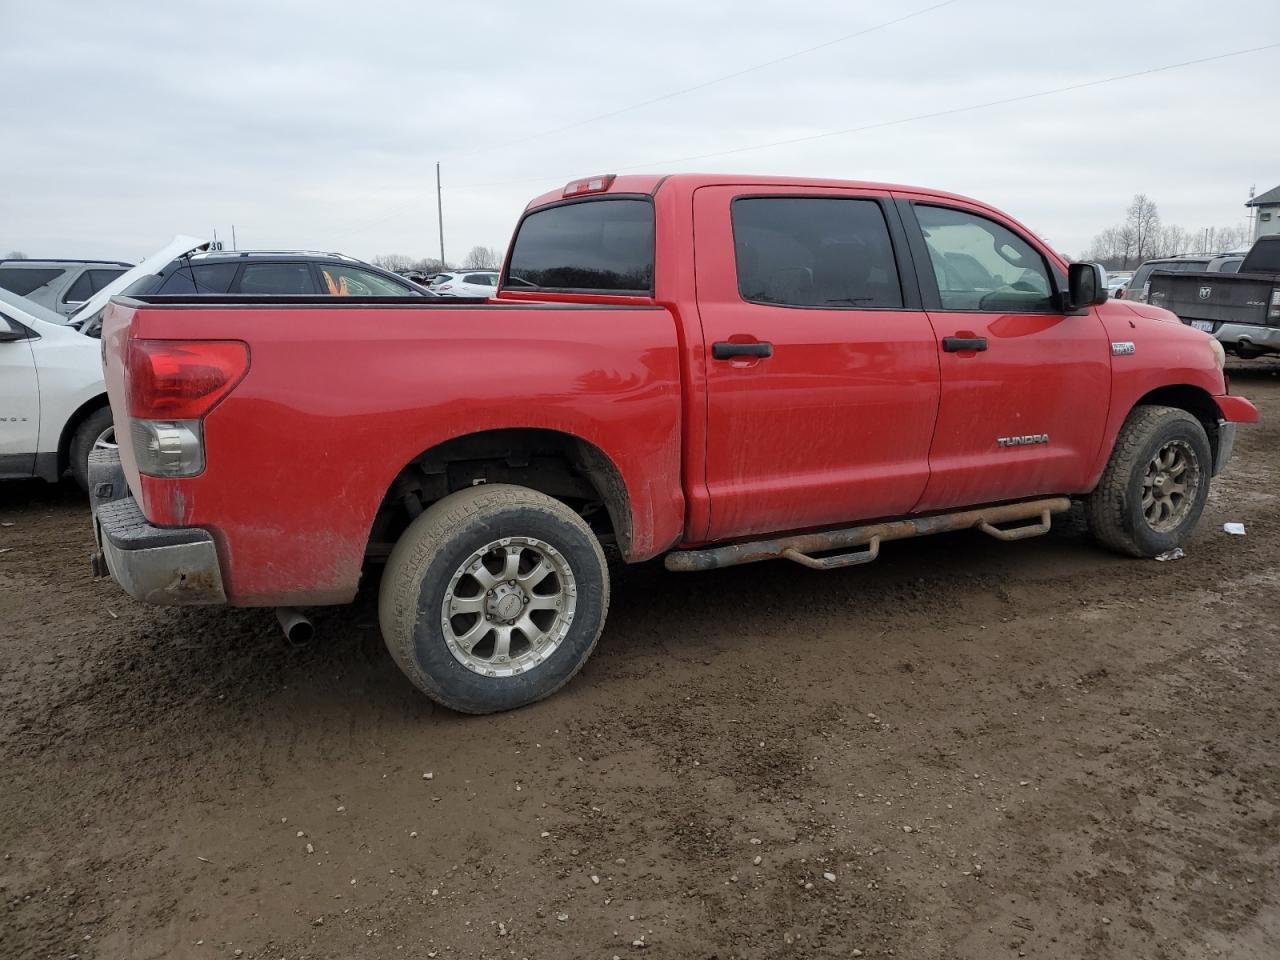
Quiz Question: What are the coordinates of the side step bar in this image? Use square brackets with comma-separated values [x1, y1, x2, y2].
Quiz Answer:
[664, 497, 1071, 573]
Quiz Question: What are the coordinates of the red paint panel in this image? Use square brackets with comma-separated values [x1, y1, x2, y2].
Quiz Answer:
[109, 302, 684, 605]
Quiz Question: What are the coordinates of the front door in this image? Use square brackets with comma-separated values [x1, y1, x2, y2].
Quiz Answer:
[896, 198, 1111, 511]
[694, 186, 941, 541]
[0, 315, 40, 477]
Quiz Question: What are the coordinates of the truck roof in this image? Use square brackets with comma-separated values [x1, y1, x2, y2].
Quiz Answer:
[524, 173, 988, 212]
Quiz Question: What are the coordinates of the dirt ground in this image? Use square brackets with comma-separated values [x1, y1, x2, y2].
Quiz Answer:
[3, 361, 1280, 960]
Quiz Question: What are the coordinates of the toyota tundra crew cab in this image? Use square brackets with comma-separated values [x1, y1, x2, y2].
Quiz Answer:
[89, 174, 1259, 713]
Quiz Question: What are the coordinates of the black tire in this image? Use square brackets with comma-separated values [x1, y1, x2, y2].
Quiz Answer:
[70, 406, 116, 493]
[378, 484, 610, 714]
[1084, 405, 1212, 557]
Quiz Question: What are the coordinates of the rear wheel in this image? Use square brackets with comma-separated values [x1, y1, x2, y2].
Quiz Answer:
[70, 407, 116, 493]
[1084, 405, 1211, 557]
[378, 484, 609, 714]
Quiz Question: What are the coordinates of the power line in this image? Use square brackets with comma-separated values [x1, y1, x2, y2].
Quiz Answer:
[447, 41, 1279, 192]
[328, 2, 959, 242]
[331, 41, 1277, 240]
[451, 0, 962, 160]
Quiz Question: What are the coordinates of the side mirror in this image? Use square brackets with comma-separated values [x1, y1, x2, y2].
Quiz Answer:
[0, 314, 30, 342]
[1066, 262, 1108, 310]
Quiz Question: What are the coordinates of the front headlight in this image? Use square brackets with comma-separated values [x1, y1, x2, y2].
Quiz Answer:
[1209, 337, 1226, 371]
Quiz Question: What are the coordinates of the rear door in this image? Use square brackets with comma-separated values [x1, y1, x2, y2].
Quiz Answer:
[897, 197, 1110, 510]
[694, 185, 941, 540]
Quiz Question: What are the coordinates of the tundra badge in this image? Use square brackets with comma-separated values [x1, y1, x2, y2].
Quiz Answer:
[1111, 341, 1136, 356]
[996, 434, 1048, 448]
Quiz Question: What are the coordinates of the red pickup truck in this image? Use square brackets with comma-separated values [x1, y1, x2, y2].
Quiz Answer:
[90, 173, 1258, 713]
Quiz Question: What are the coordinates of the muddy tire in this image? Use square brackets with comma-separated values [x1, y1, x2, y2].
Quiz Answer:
[70, 406, 115, 493]
[1084, 405, 1212, 558]
[378, 484, 609, 714]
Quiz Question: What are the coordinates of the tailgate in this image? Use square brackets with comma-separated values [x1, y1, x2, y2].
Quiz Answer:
[99, 299, 144, 496]
[1147, 271, 1272, 327]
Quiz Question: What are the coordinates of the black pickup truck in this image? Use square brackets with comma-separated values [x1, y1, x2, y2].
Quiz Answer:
[1147, 235, 1280, 358]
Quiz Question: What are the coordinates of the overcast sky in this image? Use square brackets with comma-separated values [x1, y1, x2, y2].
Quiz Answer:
[3, 0, 1276, 264]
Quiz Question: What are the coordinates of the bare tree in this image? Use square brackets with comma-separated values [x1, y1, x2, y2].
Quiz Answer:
[1126, 194, 1161, 262]
[371, 253, 417, 272]
[462, 245, 501, 270]
[4, 250, 28, 259]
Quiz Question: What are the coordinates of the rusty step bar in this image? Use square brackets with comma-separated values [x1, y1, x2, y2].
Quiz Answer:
[664, 497, 1071, 573]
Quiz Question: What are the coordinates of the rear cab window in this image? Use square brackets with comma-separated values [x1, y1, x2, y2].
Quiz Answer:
[504, 198, 654, 294]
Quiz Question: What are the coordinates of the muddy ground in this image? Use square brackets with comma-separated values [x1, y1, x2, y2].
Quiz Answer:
[3, 360, 1280, 960]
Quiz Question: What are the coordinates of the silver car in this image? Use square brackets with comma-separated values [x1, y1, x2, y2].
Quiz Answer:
[0, 258, 133, 319]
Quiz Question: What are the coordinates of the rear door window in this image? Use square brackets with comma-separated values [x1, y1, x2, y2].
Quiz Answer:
[731, 197, 903, 308]
[0, 267, 66, 297]
[62, 268, 128, 303]
[463, 273, 496, 286]
[235, 262, 318, 295]
[506, 198, 654, 294]
[317, 264, 413, 296]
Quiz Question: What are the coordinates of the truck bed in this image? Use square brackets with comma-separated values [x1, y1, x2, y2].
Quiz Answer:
[100, 295, 686, 605]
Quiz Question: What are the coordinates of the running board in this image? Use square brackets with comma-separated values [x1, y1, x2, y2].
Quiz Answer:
[664, 497, 1071, 572]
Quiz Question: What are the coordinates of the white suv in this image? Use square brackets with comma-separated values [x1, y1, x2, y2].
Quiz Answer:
[429, 271, 499, 297]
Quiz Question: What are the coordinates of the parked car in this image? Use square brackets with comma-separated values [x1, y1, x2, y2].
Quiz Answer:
[0, 287, 113, 490]
[0, 236, 212, 488]
[1147, 234, 1280, 358]
[89, 173, 1257, 714]
[1126, 253, 1243, 303]
[123, 250, 436, 298]
[1105, 271, 1132, 297]
[430, 271, 499, 297]
[77, 251, 437, 338]
[0, 258, 133, 319]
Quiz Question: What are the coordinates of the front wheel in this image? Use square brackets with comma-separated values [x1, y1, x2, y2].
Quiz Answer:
[378, 484, 610, 714]
[1084, 405, 1212, 557]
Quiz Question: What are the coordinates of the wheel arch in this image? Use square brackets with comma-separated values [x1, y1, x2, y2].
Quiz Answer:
[367, 427, 635, 562]
[1129, 384, 1224, 462]
[52, 393, 112, 481]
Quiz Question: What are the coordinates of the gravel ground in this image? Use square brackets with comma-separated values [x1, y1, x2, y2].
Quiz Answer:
[3, 360, 1279, 960]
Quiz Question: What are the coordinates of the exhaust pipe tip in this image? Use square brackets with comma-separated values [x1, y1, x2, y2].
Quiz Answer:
[275, 607, 315, 647]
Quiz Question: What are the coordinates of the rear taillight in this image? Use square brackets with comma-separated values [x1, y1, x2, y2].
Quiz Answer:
[125, 340, 248, 477]
[1269, 288, 1280, 324]
[126, 340, 249, 419]
[1140, 282, 1150, 302]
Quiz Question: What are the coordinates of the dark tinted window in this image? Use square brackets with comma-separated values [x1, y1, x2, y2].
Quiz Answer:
[1216, 259, 1243, 274]
[236, 263, 316, 295]
[158, 262, 240, 294]
[916, 205, 1054, 312]
[0, 267, 65, 296]
[732, 198, 902, 308]
[62, 268, 126, 303]
[463, 273, 496, 286]
[507, 198, 654, 293]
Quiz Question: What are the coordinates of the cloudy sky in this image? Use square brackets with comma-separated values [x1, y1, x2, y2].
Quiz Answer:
[3, 0, 1277, 264]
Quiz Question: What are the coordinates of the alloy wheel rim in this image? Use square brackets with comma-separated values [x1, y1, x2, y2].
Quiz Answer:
[94, 426, 117, 451]
[441, 536, 576, 678]
[1141, 439, 1199, 532]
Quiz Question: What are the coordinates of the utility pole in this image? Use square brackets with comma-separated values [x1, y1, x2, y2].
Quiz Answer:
[436, 162, 446, 268]
[231, 225, 237, 251]
[1248, 184, 1256, 242]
